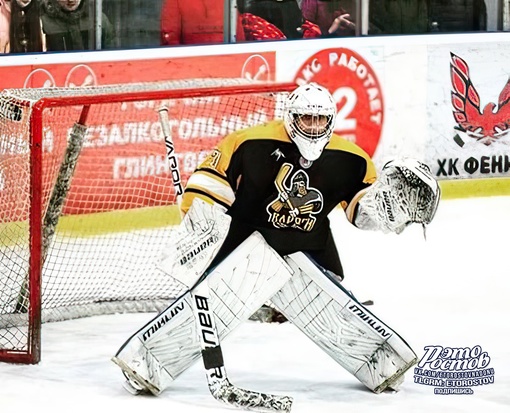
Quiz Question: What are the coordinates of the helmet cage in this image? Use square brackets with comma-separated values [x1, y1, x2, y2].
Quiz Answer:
[291, 113, 335, 141]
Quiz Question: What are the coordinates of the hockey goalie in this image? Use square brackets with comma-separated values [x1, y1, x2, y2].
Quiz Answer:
[112, 83, 440, 411]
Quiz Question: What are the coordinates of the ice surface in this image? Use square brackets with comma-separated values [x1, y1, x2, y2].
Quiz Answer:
[1, 196, 509, 412]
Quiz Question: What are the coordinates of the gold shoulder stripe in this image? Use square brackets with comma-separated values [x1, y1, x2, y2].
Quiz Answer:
[210, 120, 290, 173]
[229, 119, 291, 147]
[185, 183, 233, 207]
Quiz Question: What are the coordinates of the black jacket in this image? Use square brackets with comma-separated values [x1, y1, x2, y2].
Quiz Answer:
[41, 0, 114, 51]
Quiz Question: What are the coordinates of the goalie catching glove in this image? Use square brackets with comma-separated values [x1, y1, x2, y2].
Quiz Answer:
[355, 158, 440, 234]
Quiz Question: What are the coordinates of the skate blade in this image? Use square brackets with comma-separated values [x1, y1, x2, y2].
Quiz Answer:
[112, 356, 161, 396]
[374, 357, 417, 393]
[122, 378, 145, 395]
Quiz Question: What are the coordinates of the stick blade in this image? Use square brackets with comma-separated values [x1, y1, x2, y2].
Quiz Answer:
[210, 378, 293, 413]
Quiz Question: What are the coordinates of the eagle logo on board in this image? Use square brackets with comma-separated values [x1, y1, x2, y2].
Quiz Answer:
[450, 52, 510, 146]
[267, 163, 323, 231]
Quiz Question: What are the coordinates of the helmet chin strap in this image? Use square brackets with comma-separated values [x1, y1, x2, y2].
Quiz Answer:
[299, 156, 313, 169]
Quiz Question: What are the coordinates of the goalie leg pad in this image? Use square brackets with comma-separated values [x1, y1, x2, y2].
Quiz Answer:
[270, 252, 417, 393]
[112, 231, 293, 395]
[112, 291, 197, 395]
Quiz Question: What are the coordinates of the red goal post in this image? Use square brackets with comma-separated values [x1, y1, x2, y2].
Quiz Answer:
[0, 79, 296, 364]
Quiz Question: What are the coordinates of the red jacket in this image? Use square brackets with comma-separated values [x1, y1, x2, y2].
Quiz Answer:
[161, 0, 245, 45]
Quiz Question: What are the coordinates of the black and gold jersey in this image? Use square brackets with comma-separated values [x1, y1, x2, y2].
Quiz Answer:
[181, 119, 376, 254]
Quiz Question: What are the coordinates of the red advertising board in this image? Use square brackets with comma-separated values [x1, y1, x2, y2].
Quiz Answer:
[0, 53, 276, 89]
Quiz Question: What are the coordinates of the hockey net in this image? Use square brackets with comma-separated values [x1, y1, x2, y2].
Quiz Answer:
[0, 79, 295, 363]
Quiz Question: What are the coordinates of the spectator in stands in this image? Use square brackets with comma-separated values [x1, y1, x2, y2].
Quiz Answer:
[9, 0, 44, 53]
[40, 0, 114, 51]
[0, 0, 10, 52]
[237, 0, 321, 41]
[160, 0, 245, 46]
[301, 0, 356, 37]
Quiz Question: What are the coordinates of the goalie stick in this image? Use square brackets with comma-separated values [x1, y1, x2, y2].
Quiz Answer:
[192, 277, 292, 412]
[158, 105, 184, 207]
[158, 105, 293, 412]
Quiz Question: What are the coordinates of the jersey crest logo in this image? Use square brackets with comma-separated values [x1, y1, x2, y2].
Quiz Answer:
[267, 163, 323, 231]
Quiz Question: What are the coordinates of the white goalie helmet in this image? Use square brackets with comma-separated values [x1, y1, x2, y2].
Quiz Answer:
[284, 82, 337, 161]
